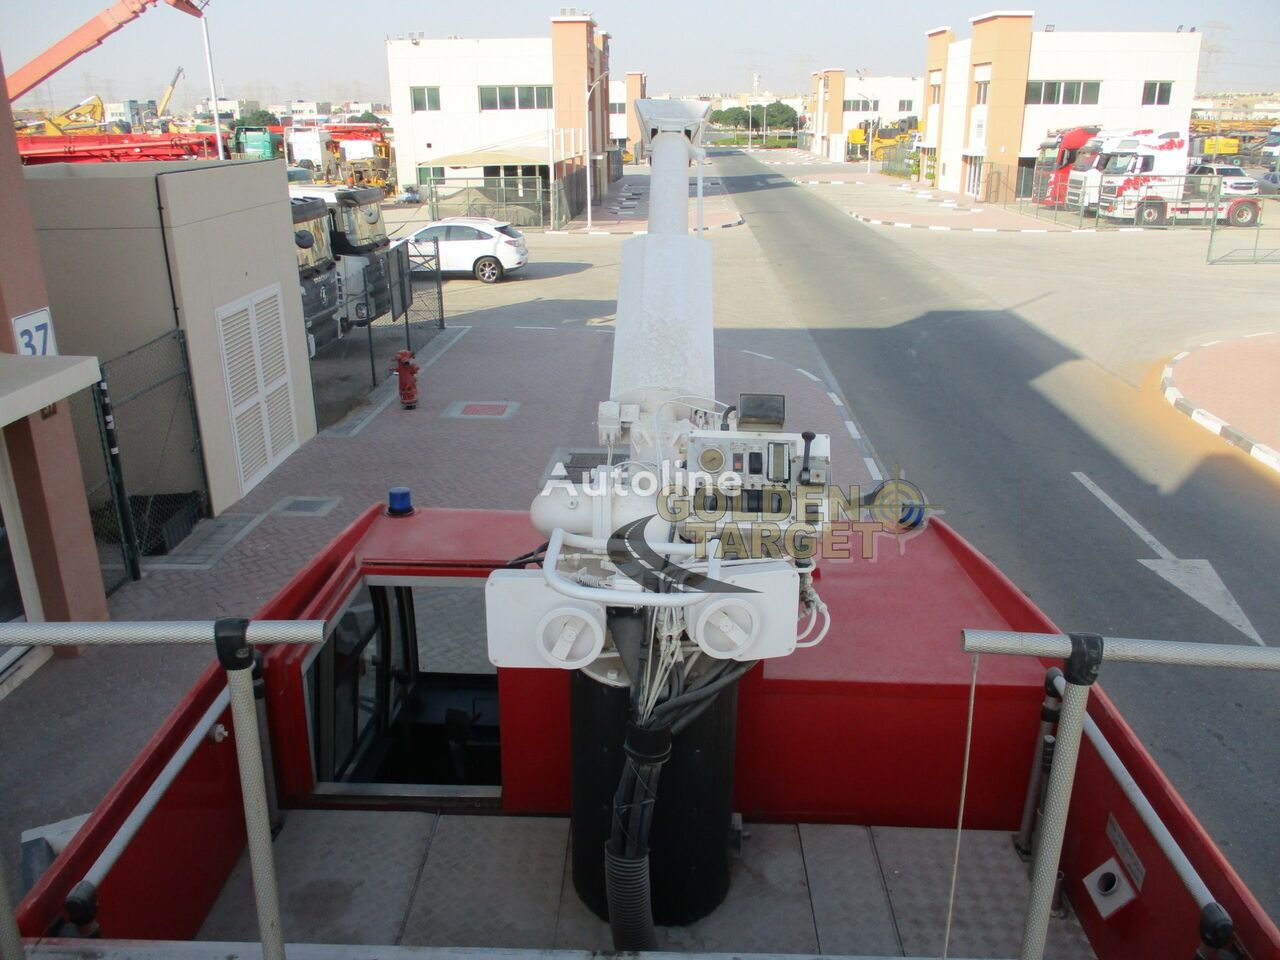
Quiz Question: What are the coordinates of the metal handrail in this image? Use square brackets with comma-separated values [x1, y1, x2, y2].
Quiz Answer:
[0, 619, 324, 960]
[962, 628, 1280, 960]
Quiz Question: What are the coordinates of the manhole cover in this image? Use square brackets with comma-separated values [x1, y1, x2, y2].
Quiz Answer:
[442, 400, 520, 420]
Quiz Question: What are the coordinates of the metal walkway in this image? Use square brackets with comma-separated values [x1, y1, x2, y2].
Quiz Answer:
[198, 810, 1094, 958]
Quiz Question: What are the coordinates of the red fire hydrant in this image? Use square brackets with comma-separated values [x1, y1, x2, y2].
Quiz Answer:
[392, 350, 419, 409]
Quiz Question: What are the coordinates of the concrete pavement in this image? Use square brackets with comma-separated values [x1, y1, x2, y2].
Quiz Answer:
[714, 146, 1280, 920]
[1162, 333, 1280, 472]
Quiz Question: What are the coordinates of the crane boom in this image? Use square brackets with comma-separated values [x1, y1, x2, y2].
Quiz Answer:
[5, 0, 203, 103]
[156, 65, 184, 116]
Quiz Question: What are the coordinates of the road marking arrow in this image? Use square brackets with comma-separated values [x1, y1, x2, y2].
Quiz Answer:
[1073, 472, 1263, 646]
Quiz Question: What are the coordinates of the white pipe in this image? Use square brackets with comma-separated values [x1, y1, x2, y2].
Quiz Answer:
[962, 630, 1280, 670]
[200, 18, 226, 160]
[226, 667, 285, 960]
[82, 689, 231, 888]
[1021, 680, 1089, 960]
[1049, 673, 1215, 909]
[0, 621, 324, 647]
[695, 148, 705, 234]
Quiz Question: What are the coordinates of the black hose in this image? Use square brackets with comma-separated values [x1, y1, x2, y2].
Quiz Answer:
[605, 849, 658, 950]
[649, 660, 755, 723]
[604, 722, 670, 951]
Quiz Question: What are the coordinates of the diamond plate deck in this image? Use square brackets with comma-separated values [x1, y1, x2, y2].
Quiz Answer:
[872, 826, 1096, 960]
[196, 812, 1097, 956]
[399, 815, 569, 947]
[197, 809, 436, 944]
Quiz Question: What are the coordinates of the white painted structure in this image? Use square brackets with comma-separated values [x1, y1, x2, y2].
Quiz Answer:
[609, 79, 627, 147]
[1019, 32, 1201, 156]
[839, 76, 924, 133]
[387, 36, 555, 190]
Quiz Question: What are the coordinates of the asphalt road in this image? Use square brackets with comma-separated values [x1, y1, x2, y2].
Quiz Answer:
[713, 148, 1280, 920]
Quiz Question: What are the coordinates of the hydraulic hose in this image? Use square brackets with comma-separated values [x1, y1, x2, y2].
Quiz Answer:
[605, 722, 670, 950]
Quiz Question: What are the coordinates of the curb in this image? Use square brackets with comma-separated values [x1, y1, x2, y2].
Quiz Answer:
[546, 216, 745, 236]
[842, 210, 1146, 235]
[1161, 339, 1280, 473]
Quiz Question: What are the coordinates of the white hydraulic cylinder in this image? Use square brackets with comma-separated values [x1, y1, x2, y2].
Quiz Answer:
[609, 131, 715, 429]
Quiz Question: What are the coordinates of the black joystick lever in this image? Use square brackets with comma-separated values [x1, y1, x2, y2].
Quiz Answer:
[799, 431, 816, 485]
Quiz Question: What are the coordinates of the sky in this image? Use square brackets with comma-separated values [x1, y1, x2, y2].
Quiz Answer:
[3, 0, 1277, 113]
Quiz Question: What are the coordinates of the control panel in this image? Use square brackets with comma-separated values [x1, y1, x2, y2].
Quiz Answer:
[685, 429, 831, 524]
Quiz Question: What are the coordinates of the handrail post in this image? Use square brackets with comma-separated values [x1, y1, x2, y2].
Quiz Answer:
[1013, 668, 1062, 859]
[0, 846, 25, 960]
[1020, 633, 1102, 960]
[216, 619, 287, 960]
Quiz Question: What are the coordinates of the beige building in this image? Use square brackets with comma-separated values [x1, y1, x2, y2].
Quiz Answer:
[920, 12, 1201, 198]
[25, 160, 316, 516]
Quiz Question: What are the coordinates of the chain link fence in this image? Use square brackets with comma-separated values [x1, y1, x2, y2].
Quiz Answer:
[309, 241, 446, 431]
[1208, 194, 1280, 264]
[68, 330, 207, 592]
[423, 177, 547, 228]
[980, 163, 1270, 242]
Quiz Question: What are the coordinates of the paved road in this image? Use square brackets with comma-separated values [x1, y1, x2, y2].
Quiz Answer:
[714, 149, 1280, 920]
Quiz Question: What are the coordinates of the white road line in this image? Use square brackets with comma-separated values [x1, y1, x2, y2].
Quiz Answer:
[827, 391, 845, 406]
[1072, 471, 1174, 560]
[795, 368, 822, 381]
[844, 420, 861, 440]
[864, 458, 883, 482]
[516, 325, 556, 330]
[742, 350, 774, 360]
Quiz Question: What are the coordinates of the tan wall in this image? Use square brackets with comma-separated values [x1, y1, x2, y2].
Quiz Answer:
[0, 50, 108, 624]
[625, 72, 647, 158]
[25, 168, 181, 365]
[552, 18, 590, 174]
[969, 14, 1032, 174]
[158, 161, 317, 514]
[25, 159, 316, 517]
[921, 29, 954, 151]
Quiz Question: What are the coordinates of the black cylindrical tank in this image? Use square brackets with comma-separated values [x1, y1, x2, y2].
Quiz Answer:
[569, 669, 737, 925]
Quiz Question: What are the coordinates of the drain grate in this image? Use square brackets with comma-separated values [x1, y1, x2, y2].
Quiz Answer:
[272, 496, 340, 518]
[442, 400, 520, 420]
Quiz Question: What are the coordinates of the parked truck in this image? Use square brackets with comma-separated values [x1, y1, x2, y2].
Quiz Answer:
[1033, 125, 1099, 205]
[1065, 128, 1181, 211]
[288, 183, 394, 331]
[290, 196, 341, 355]
[1093, 131, 1261, 227]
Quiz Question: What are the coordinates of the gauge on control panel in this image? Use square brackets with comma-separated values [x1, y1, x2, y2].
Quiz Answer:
[698, 447, 725, 472]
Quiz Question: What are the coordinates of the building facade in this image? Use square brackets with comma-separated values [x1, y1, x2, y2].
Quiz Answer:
[386, 15, 623, 217]
[921, 12, 1201, 197]
[807, 72, 923, 161]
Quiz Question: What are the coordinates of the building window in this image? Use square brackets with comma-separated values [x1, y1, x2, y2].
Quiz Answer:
[1142, 81, 1172, 106]
[843, 98, 878, 112]
[899, 99, 913, 112]
[478, 85, 553, 111]
[410, 86, 440, 112]
[931, 84, 941, 105]
[416, 166, 444, 185]
[609, 102, 626, 114]
[975, 81, 989, 105]
[1025, 80, 1100, 105]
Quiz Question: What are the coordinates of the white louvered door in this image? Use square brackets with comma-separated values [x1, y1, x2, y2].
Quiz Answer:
[216, 283, 299, 495]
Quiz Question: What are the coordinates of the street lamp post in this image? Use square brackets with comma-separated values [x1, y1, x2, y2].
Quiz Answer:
[199, 14, 226, 160]
[585, 74, 608, 230]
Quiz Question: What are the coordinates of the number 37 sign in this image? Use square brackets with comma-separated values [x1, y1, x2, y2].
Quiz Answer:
[11, 307, 58, 357]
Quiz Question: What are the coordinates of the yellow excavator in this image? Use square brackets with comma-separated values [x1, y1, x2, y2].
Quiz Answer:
[13, 95, 119, 135]
[153, 66, 183, 129]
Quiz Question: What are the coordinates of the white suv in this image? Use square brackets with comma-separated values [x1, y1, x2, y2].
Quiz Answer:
[402, 217, 528, 282]
[1189, 164, 1259, 196]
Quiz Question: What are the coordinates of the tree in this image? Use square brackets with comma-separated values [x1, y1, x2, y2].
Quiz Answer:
[716, 106, 747, 130]
[764, 100, 798, 132]
[233, 109, 280, 128]
[347, 110, 386, 125]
